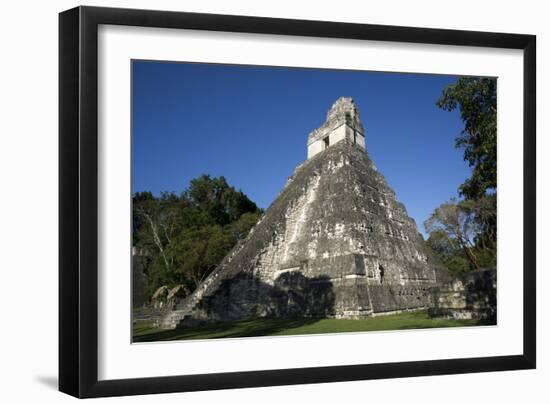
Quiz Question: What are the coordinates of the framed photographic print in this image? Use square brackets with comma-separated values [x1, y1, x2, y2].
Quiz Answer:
[59, 6, 536, 398]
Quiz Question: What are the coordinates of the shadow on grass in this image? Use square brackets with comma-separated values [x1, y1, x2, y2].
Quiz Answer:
[133, 310, 492, 342]
[396, 320, 493, 330]
[133, 317, 320, 342]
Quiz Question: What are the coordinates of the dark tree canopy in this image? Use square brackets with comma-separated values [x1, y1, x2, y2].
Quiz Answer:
[186, 175, 260, 225]
[437, 77, 497, 200]
[426, 77, 498, 274]
[424, 197, 496, 275]
[133, 175, 262, 300]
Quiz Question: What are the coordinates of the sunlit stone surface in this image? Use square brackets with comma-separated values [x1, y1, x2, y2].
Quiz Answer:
[162, 97, 445, 328]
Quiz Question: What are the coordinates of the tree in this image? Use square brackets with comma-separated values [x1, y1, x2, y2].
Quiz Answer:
[426, 230, 471, 276]
[186, 174, 260, 225]
[469, 193, 497, 252]
[424, 198, 481, 270]
[437, 77, 497, 200]
[167, 225, 236, 289]
[434, 78, 498, 270]
[133, 192, 171, 273]
[424, 196, 497, 273]
[228, 211, 263, 241]
[132, 175, 262, 300]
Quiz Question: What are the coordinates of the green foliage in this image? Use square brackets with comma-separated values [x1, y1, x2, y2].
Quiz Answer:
[427, 78, 498, 275]
[425, 198, 481, 271]
[133, 175, 261, 299]
[424, 195, 496, 274]
[228, 212, 263, 241]
[467, 193, 497, 253]
[425, 230, 471, 276]
[437, 77, 497, 200]
[167, 225, 236, 289]
[186, 175, 259, 225]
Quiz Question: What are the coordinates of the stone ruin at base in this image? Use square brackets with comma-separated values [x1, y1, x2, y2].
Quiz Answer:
[161, 97, 448, 329]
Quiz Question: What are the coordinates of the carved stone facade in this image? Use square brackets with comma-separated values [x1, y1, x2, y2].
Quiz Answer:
[162, 97, 443, 328]
[307, 97, 365, 159]
[429, 268, 496, 321]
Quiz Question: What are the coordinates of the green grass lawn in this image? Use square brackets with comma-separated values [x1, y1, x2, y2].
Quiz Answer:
[133, 310, 491, 342]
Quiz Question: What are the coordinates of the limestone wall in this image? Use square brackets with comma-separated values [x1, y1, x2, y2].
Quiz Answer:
[307, 97, 366, 159]
[428, 268, 496, 321]
[307, 124, 365, 159]
[161, 98, 445, 329]
[162, 141, 443, 328]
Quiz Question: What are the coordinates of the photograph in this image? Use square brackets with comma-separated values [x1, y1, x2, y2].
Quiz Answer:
[0, 0, 542, 401]
[131, 61, 497, 342]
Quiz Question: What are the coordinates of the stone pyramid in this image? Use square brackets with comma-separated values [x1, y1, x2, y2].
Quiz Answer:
[162, 97, 441, 328]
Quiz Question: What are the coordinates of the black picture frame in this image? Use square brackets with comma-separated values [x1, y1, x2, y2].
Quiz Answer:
[59, 5, 536, 398]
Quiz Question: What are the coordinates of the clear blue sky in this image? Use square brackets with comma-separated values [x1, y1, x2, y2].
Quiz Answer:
[132, 60, 469, 237]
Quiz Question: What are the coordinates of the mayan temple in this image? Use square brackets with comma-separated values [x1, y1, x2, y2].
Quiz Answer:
[162, 97, 443, 328]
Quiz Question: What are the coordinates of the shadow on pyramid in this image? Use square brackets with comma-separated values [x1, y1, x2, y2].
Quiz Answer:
[161, 97, 447, 329]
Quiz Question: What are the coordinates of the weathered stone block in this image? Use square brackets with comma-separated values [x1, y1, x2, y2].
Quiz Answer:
[429, 268, 496, 321]
[162, 98, 446, 329]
